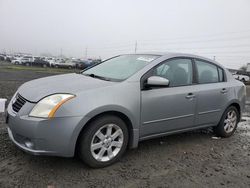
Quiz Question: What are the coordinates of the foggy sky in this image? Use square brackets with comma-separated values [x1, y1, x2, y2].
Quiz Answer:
[1, 0, 250, 68]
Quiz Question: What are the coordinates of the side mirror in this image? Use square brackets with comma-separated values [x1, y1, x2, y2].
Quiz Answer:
[146, 76, 169, 88]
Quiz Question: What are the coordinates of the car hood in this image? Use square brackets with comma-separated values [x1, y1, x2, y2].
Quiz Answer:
[18, 73, 115, 102]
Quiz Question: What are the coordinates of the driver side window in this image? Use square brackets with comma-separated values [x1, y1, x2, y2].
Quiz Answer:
[153, 58, 193, 87]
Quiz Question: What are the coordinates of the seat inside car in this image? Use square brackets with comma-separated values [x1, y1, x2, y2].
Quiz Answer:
[200, 70, 214, 83]
[171, 67, 188, 86]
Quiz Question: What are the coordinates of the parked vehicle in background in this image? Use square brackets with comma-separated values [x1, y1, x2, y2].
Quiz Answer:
[33, 57, 50, 67]
[233, 73, 250, 82]
[10, 55, 34, 65]
[74, 59, 102, 70]
[54, 59, 76, 69]
[22, 56, 34, 66]
[0, 54, 5, 61]
[5, 55, 12, 62]
[6, 53, 246, 168]
[75, 60, 92, 70]
[45, 57, 56, 67]
[11, 57, 23, 65]
[91, 59, 102, 65]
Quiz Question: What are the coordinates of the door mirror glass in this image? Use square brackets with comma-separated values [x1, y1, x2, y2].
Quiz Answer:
[146, 76, 169, 87]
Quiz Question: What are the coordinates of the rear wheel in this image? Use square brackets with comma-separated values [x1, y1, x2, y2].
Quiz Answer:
[213, 106, 239, 137]
[78, 115, 128, 168]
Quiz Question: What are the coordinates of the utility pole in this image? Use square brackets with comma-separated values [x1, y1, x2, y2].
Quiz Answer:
[213, 56, 216, 61]
[60, 48, 62, 58]
[85, 47, 88, 59]
[134, 41, 137, 54]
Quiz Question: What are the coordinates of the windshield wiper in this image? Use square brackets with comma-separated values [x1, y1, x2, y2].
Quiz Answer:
[83, 73, 111, 81]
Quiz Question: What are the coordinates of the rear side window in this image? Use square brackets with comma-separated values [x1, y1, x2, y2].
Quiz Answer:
[195, 60, 220, 84]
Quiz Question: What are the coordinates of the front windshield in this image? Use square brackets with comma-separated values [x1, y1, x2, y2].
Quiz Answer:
[82, 54, 159, 81]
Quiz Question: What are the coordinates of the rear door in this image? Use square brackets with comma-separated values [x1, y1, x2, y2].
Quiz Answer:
[194, 59, 231, 126]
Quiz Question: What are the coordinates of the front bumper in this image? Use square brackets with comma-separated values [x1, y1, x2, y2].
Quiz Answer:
[6, 103, 83, 157]
[7, 127, 52, 155]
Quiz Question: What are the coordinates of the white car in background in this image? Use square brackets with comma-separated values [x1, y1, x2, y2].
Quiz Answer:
[233, 73, 250, 82]
[11, 57, 23, 64]
[21, 56, 34, 66]
[44, 57, 56, 67]
[11, 56, 34, 65]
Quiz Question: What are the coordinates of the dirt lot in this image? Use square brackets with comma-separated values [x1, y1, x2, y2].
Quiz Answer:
[0, 62, 250, 188]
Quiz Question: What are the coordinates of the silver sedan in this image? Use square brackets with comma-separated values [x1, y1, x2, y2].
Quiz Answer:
[6, 53, 245, 168]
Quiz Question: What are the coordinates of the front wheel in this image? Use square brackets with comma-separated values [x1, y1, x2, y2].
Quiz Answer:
[78, 115, 128, 168]
[213, 106, 239, 137]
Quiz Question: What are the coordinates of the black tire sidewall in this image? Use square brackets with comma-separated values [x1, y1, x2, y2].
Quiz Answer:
[78, 115, 129, 168]
[214, 106, 239, 137]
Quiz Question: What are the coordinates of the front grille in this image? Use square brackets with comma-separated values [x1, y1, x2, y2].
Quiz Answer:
[12, 94, 27, 113]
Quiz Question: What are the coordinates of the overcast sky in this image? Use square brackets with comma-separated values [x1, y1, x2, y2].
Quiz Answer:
[1, 0, 250, 68]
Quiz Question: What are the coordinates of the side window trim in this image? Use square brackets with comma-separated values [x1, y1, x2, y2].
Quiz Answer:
[191, 58, 198, 84]
[218, 67, 226, 82]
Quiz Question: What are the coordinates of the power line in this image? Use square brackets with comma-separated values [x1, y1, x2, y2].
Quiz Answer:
[140, 35, 250, 46]
[84, 30, 250, 51]
[136, 29, 250, 43]
[138, 44, 250, 52]
[86, 37, 250, 53]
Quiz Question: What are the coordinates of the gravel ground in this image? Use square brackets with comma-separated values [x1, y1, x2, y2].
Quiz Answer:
[0, 63, 250, 188]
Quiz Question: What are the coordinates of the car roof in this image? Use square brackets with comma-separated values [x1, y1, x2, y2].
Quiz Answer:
[123, 52, 223, 67]
[125, 52, 209, 59]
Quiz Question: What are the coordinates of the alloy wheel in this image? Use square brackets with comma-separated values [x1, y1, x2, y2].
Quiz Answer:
[90, 124, 124, 162]
[224, 110, 237, 133]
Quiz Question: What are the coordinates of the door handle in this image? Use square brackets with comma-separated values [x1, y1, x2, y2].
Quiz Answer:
[185, 93, 195, 99]
[221, 88, 228, 94]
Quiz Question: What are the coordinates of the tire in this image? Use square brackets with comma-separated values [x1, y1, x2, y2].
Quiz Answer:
[213, 106, 239, 137]
[78, 115, 128, 168]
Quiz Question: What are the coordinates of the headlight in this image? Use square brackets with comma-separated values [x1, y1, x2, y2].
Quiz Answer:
[29, 94, 75, 118]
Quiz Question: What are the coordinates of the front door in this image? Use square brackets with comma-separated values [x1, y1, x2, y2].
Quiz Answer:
[140, 58, 197, 138]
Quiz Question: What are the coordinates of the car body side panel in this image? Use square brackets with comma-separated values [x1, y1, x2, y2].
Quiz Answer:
[140, 85, 196, 137]
[194, 82, 233, 126]
[55, 82, 141, 149]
